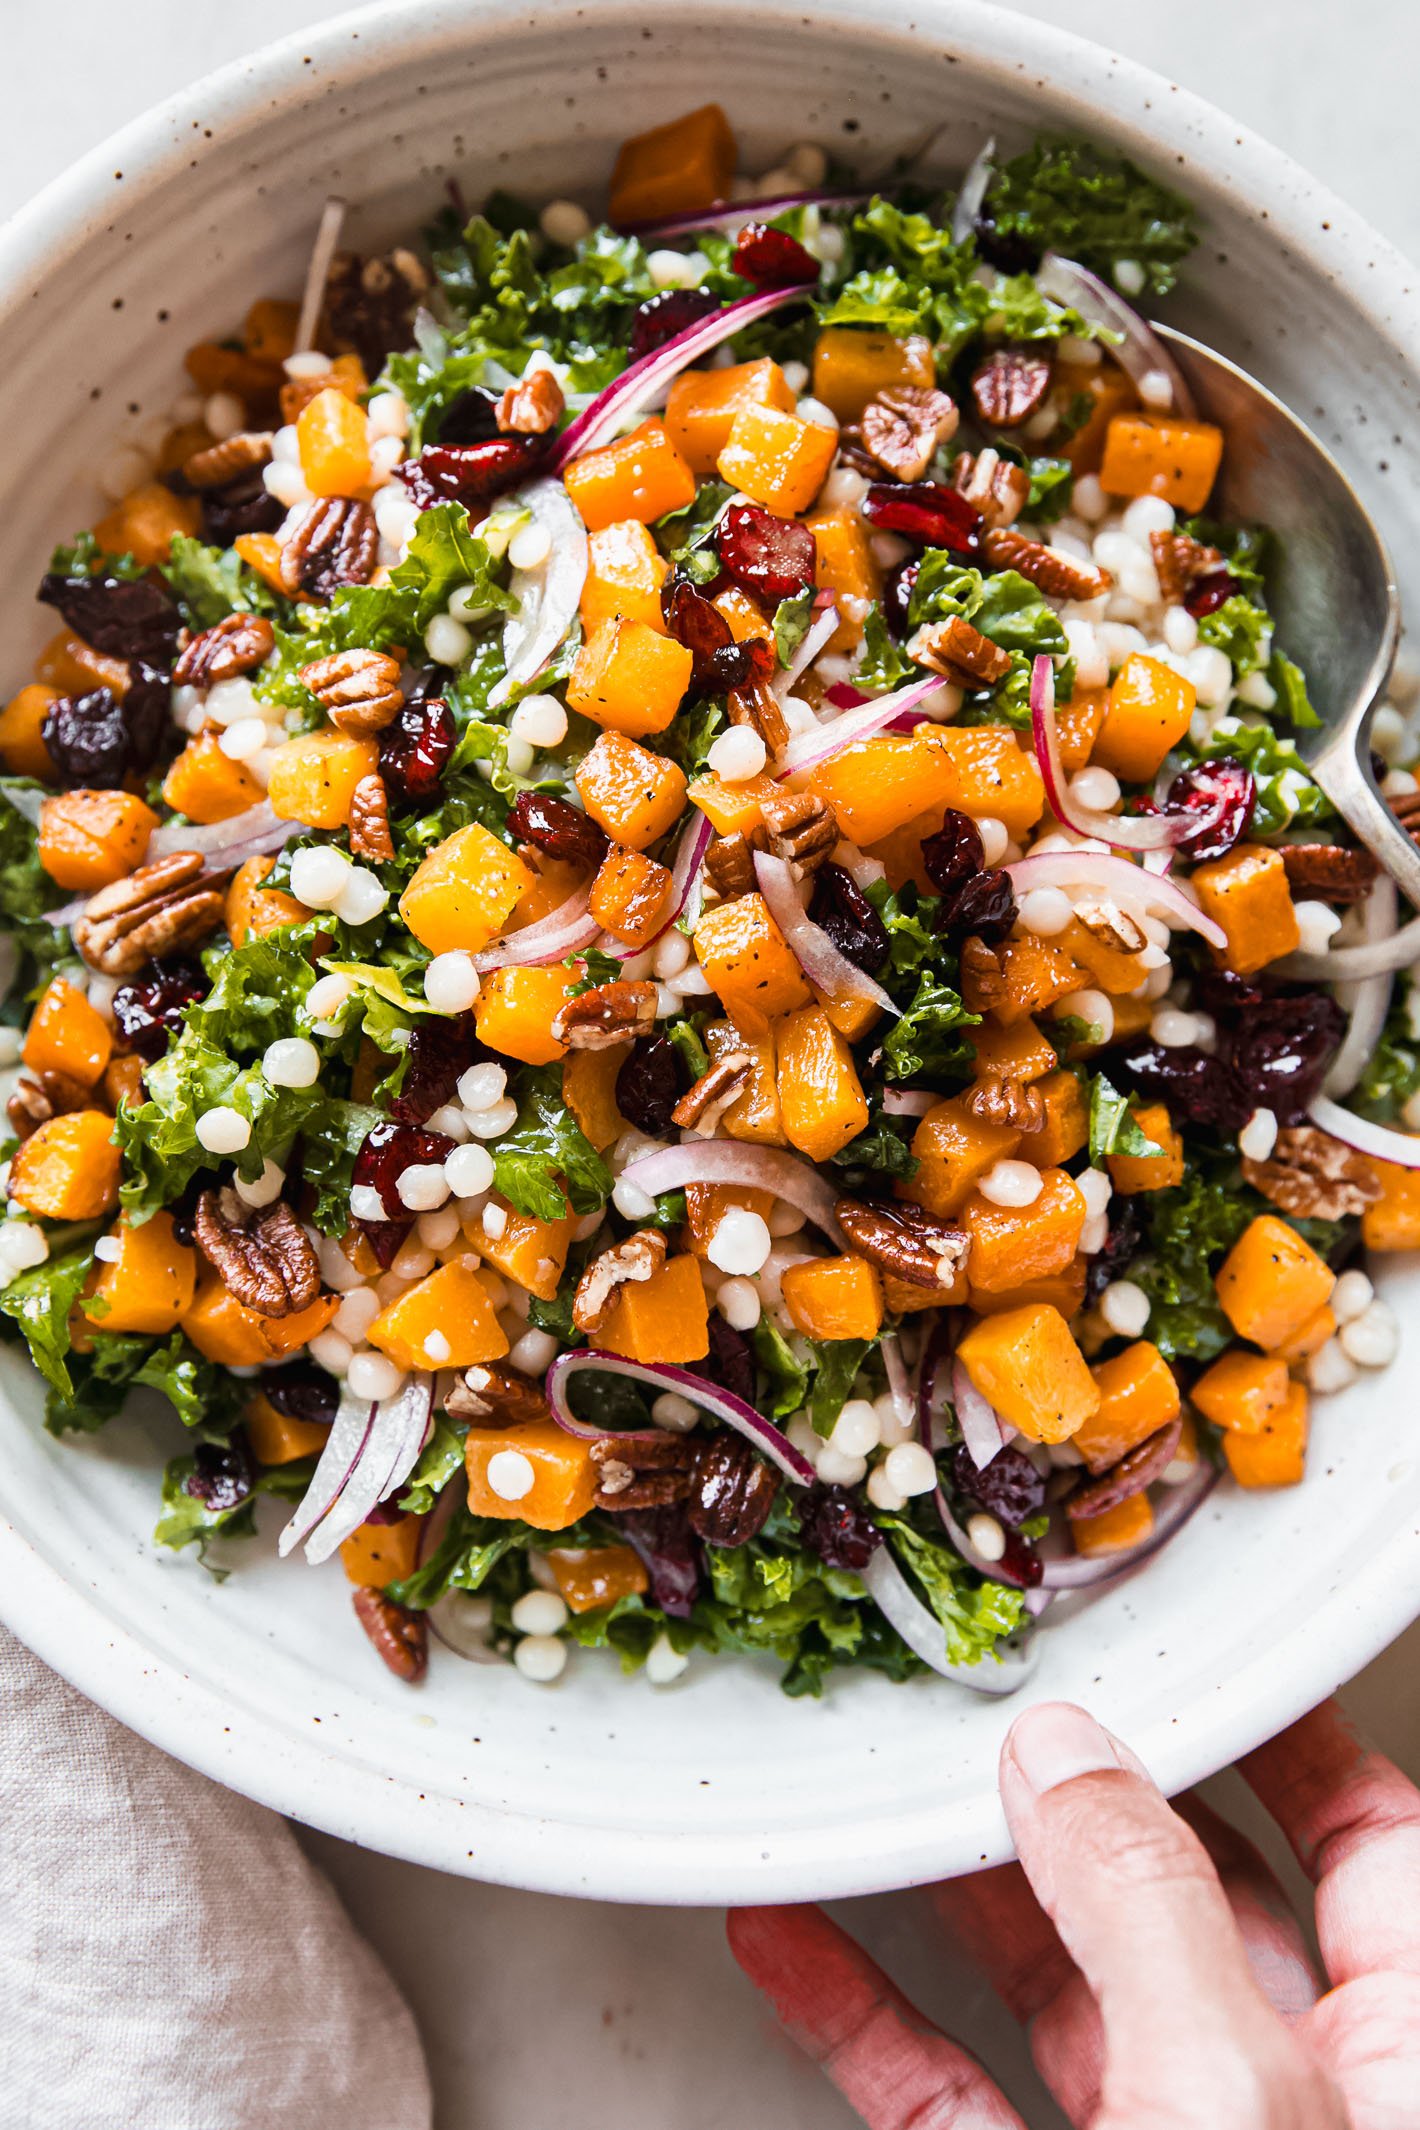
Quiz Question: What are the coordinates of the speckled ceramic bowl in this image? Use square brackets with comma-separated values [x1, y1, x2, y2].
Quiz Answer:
[0, 0, 1417, 1902]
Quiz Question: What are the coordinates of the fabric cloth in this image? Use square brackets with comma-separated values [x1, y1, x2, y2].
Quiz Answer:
[0, 1625, 433, 2130]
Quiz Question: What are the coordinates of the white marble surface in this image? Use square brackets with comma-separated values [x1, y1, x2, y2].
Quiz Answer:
[4, 6, 1418, 2124]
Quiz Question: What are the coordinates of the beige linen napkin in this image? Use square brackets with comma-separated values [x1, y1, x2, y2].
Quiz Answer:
[0, 1625, 432, 2130]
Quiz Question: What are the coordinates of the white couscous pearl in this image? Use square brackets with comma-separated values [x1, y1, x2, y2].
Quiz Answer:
[391, 1234, 436, 1280]
[1078, 1212, 1109, 1256]
[1068, 765, 1121, 814]
[290, 846, 351, 909]
[1061, 989, 1114, 1042]
[308, 1328, 353, 1375]
[333, 868, 389, 928]
[612, 1179, 656, 1221]
[646, 248, 698, 290]
[975, 816, 1009, 868]
[652, 928, 691, 979]
[707, 1206, 772, 1276]
[333, 1287, 381, 1342]
[539, 198, 591, 246]
[716, 1276, 762, 1331]
[444, 1141, 496, 1198]
[1331, 1268, 1374, 1324]
[233, 1158, 285, 1209]
[1189, 644, 1234, 707]
[509, 1328, 559, 1376]
[645, 1633, 689, 1686]
[510, 1589, 569, 1637]
[866, 1465, 907, 1512]
[466, 1097, 518, 1141]
[425, 613, 472, 667]
[366, 391, 410, 440]
[1064, 618, 1109, 691]
[814, 1444, 868, 1488]
[488, 1449, 536, 1502]
[508, 518, 553, 572]
[196, 1105, 250, 1154]
[873, 1391, 917, 1448]
[424, 952, 481, 1014]
[1150, 1006, 1199, 1049]
[1018, 886, 1074, 937]
[1071, 474, 1108, 522]
[262, 1036, 320, 1088]
[508, 693, 568, 749]
[1340, 1299, 1399, 1369]
[1122, 493, 1176, 541]
[787, 141, 828, 186]
[514, 1634, 568, 1683]
[265, 460, 312, 508]
[966, 1512, 1007, 1564]
[0, 1224, 49, 1277]
[707, 726, 768, 782]
[883, 1441, 938, 1497]
[829, 1398, 881, 1458]
[458, 1063, 507, 1112]
[1076, 1167, 1113, 1219]
[651, 1391, 701, 1433]
[1239, 1108, 1279, 1162]
[1099, 1279, 1151, 1338]
[204, 390, 245, 440]
[1163, 604, 1199, 656]
[396, 1162, 452, 1212]
[1308, 1338, 1358, 1394]
[1293, 900, 1343, 957]
[348, 1185, 387, 1224]
[977, 1160, 1044, 1209]
[795, 396, 838, 431]
[220, 717, 267, 762]
[346, 1350, 406, 1402]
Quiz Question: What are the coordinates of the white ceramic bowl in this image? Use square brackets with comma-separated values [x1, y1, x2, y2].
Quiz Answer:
[1, 0, 1418, 1905]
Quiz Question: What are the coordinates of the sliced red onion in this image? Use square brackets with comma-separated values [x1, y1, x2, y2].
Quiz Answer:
[472, 887, 601, 973]
[619, 191, 871, 239]
[951, 137, 995, 247]
[773, 599, 840, 703]
[278, 1386, 377, 1558]
[1039, 1463, 1217, 1589]
[487, 479, 588, 708]
[1141, 846, 1175, 876]
[148, 799, 293, 863]
[1023, 1586, 1055, 1618]
[428, 1591, 504, 1663]
[776, 671, 951, 776]
[303, 1378, 436, 1566]
[553, 288, 809, 468]
[753, 850, 898, 1017]
[1031, 656, 1179, 853]
[1282, 914, 1420, 984]
[824, 681, 868, 710]
[1325, 876, 1397, 1099]
[880, 1329, 916, 1440]
[1005, 849, 1228, 951]
[545, 1350, 816, 1485]
[951, 1357, 1007, 1470]
[1306, 1095, 1420, 1171]
[859, 1547, 1040, 1694]
[650, 810, 713, 946]
[623, 1140, 843, 1240]
[882, 1088, 935, 1118]
[1036, 253, 1196, 417]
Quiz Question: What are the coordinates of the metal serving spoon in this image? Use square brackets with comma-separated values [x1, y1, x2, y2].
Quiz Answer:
[1159, 326, 1411, 897]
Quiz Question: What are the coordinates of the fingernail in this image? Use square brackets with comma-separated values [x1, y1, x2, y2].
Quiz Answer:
[1007, 1703, 1121, 1795]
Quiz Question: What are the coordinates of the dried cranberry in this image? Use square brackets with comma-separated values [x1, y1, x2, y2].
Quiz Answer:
[1085, 1196, 1142, 1303]
[797, 1484, 882, 1572]
[808, 863, 889, 971]
[1184, 570, 1238, 618]
[950, 1443, 1046, 1528]
[199, 469, 285, 545]
[620, 1505, 703, 1617]
[260, 1367, 338, 1428]
[391, 1017, 481, 1125]
[971, 211, 1041, 278]
[883, 557, 919, 638]
[112, 958, 210, 1061]
[659, 572, 775, 694]
[921, 810, 984, 898]
[1117, 1039, 1251, 1132]
[1226, 992, 1345, 1126]
[1164, 757, 1256, 862]
[398, 436, 548, 512]
[862, 483, 982, 555]
[352, 1120, 457, 1265]
[716, 504, 816, 605]
[615, 1034, 683, 1135]
[435, 386, 502, 445]
[379, 694, 456, 803]
[1192, 967, 1267, 1023]
[507, 790, 609, 871]
[627, 288, 720, 364]
[692, 1315, 756, 1407]
[41, 689, 129, 788]
[731, 222, 821, 289]
[36, 571, 180, 665]
[185, 1435, 254, 1514]
[940, 869, 1017, 941]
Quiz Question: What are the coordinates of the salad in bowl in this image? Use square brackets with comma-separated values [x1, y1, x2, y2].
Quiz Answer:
[1, 107, 1415, 1698]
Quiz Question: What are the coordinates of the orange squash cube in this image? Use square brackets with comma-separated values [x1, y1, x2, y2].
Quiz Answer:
[713, 587, 774, 644]
[547, 1543, 649, 1614]
[266, 729, 379, 833]
[665, 358, 795, 474]
[775, 1004, 869, 1162]
[82, 1212, 195, 1335]
[811, 328, 936, 422]
[1058, 359, 1140, 473]
[1107, 1101, 1184, 1194]
[589, 846, 673, 946]
[964, 935, 1085, 1028]
[1059, 915, 1148, 998]
[717, 403, 837, 517]
[1015, 1070, 1088, 1168]
[609, 103, 736, 227]
[564, 418, 696, 533]
[1191, 1348, 1290, 1435]
[781, 1254, 884, 1343]
[39, 790, 157, 891]
[180, 1276, 337, 1367]
[233, 532, 286, 593]
[340, 1515, 422, 1587]
[92, 481, 200, 568]
[23, 976, 112, 1088]
[687, 770, 777, 839]
[805, 508, 882, 648]
[956, 1303, 1101, 1443]
[465, 1419, 598, 1530]
[473, 1199, 577, 1303]
[507, 855, 591, 932]
[962, 1168, 1087, 1294]
[246, 1388, 330, 1466]
[1361, 1159, 1420, 1251]
[474, 963, 580, 1066]
[225, 855, 306, 947]
[576, 731, 686, 849]
[1192, 844, 1300, 975]
[399, 822, 534, 956]
[1099, 412, 1225, 515]
[562, 1047, 629, 1151]
[35, 630, 130, 700]
[684, 1182, 776, 1257]
[1273, 1302, 1337, 1365]
[8, 1110, 120, 1220]
[905, 1096, 1021, 1219]
[242, 296, 300, 364]
[1072, 1340, 1180, 1472]
[281, 352, 367, 427]
[599, 1251, 709, 1364]
[0, 683, 58, 781]
[1223, 1379, 1308, 1487]
[580, 519, 669, 636]
[1054, 686, 1110, 773]
[811, 734, 960, 847]
[886, 1263, 969, 1315]
[567, 615, 694, 738]
[296, 385, 371, 498]
[970, 1018, 1058, 1083]
[1091, 654, 1198, 784]
[933, 726, 1047, 839]
[692, 892, 811, 1035]
[968, 1259, 1086, 1320]
[705, 1019, 785, 1144]
[1072, 1491, 1155, 1557]
[367, 1260, 510, 1374]
[162, 732, 266, 824]
[1215, 1215, 1335, 1350]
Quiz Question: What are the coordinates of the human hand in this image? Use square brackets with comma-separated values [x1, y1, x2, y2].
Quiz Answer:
[728, 1698, 1420, 2127]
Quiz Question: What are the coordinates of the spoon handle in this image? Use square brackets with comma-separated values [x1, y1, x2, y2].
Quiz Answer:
[1311, 741, 1420, 910]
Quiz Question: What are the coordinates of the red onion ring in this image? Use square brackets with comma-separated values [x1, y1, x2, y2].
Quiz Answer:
[148, 798, 292, 863]
[774, 599, 841, 703]
[649, 810, 713, 946]
[1005, 849, 1228, 951]
[473, 888, 602, 972]
[487, 479, 588, 707]
[1282, 913, 1420, 983]
[1038, 1462, 1218, 1589]
[881, 1089, 935, 1118]
[1036, 253, 1196, 417]
[951, 137, 995, 246]
[302, 1379, 435, 1567]
[1325, 875, 1397, 1099]
[776, 671, 953, 776]
[1305, 1095, 1420, 1171]
[279, 1386, 377, 1559]
[753, 851, 898, 1017]
[545, 1350, 816, 1485]
[622, 1140, 844, 1239]
[951, 1356, 1007, 1470]
[617, 190, 871, 239]
[1031, 655, 1181, 853]
[858, 1547, 1040, 1694]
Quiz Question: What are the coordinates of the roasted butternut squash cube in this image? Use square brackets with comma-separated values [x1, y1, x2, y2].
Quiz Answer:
[297, 385, 371, 498]
[567, 615, 694, 738]
[9, 1109, 119, 1220]
[964, 935, 1085, 1027]
[474, 963, 579, 1066]
[580, 519, 669, 635]
[717, 404, 837, 516]
[693, 892, 811, 1035]
[399, 822, 534, 955]
[246, 1388, 330, 1466]
[473, 1199, 576, 1302]
[886, 1262, 968, 1313]
[466, 1419, 598, 1530]
[713, 587, 774, 644]
[1099, 412, 1225, 515]
[687, 770, 778, 839]
[933, 726, 1046, 839]
[775, 1004, 869, 1162]
[599, 1251, 709, 1363]
[225, 855, 306, 947]
[180, 1277, 337, 1367]
[1091, 654, 1198, 784]
[1059, 914, 1148, 997]
[1072, 1491, 1155, 1557]
[562, 1047, 629, 1151]
[781, 1254, 884, 1343]
[508, 855, 591, 931]
[93, 481, 200, 567]
[956, 1303, 1101, 1443]
[1191, 1348, 1290, 1435]
[1361, 1158, 1420, 1250]
[267, 729, 379, 832]
[367, 1260, 510, 1374]
[162, 732, 266, 824]
[39, 790, 157, 890]
[1223, 1379, 1308, 1488]
[564, 418, 696, 533]
[684, 1182, 776, 1258]
[810, 734, 960, 847]
[1192, 844, 1300, 975]
[1273, 1302, 1337, 1365]
[547, 1543, 649, 1614]
[35, 630, 130, 700]
[1015, 1070, 1088, 1168]
[1054, 686, 1109, 773]
[1057, 358, 1140, 473]
[970, 1018, 1058, 1083]
[968, 1260, 1086, 1319]
[589, 845, 673, 946]
[962, 1168, 1087, 1294]
[1107, 1101, 1183, 1194]
[234, 532, 286, 592]
[243, 296, 300, 364]
[705, 1018, 784, 1143]
[23, 975, 111, 1088]
[1215, 1215, 1335, 1350]
[905, 1096, 1021, 1220]
[81, 1212, 195, 1335]
[666, 358, 795, 473]
[576, 732, 686, 850]
[609, 103, 736, 227]
[806, 508, 881, 646]
[811, 328, 936, 422]
[0, 683, 58, 781]
[1072, 1340, 1180, 1473]
[340, 1514, 422, 1587]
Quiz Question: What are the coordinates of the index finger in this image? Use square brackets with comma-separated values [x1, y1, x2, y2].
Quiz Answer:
[1240, 1696, 1420, 1986]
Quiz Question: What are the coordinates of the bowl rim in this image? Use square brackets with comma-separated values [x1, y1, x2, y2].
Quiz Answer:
[2, 0, 1419, 1902]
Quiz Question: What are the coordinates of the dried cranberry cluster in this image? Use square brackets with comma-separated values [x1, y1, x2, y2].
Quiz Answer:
[922, 810, 1017, 940]
[1119, 976, 1345, 1133]
[112, 959, 210, 1061]
[351, 1119, 458, 1266]
[36, 571, 183, 787]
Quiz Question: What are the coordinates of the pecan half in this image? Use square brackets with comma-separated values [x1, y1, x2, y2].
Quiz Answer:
[6, 1070, 92, 1141]
[1068, 1418, 1183, 1513]
[909, 615, 1012, 690]
[352, 1586, 428, 1683]
[726, 681, 790, 758]
[859, 385, 959, 482]
[1241, 1124, 1383, 1221]
[982, 527, 1111, 602]
[672, 1052, 754, 1135]
[349, 771, 395, 862]
[757, 788, 837, 875]
[703, 832, 760, 901]
[278, 497, 377, 600]
[1074, 899, 1146, 955]
[182, 430, 274, 490]
[834, 1197, 971, 1290]
[194, 1188, 322, 1317]
[551, 979, 658, 1050]
[1149, 530, 1225, 604]
[299, 646, 405, 733]
[573, 1230, 668, 1334]
[951, 449, 1030, 529]
[495, 368, 565, 436]
[173, 612, 275, 689]
[72, 852, 226, 976]
[971, 345, 1054, 429]
[687, 1434, 780, 1548]
[964, 1075, 1045, 1133]
[446, 1361, 551, 1426]
[1280, 843, 1379, 905]
[590, 1431, 695, 1510]
[960, 935, 1009, 1015]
